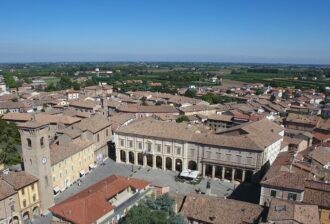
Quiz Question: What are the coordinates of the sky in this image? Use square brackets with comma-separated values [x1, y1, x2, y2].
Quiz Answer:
[0, 0, 329, 64]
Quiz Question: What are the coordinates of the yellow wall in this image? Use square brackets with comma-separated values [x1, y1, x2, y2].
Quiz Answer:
[320, 208, 330, 224]
[18, 182, 40, 210]
[51, 145, 95, 190]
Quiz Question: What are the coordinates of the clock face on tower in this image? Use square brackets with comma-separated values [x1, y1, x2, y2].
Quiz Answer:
[42, 157, 47, 164]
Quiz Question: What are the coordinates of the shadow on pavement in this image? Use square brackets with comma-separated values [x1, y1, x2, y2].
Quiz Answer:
[228, 182, 261, 204]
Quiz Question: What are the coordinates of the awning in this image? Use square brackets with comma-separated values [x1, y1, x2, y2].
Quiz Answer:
[89, 164, 96, 169]
[53, 186, 60, 193]
[180, 169, 200, 179]
[79, 170, 85, 176]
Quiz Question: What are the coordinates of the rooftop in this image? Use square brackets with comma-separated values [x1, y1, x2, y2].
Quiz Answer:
[50, 175, 149, 224]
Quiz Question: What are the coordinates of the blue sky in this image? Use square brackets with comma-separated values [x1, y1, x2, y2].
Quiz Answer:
[0, 0, 329, 64]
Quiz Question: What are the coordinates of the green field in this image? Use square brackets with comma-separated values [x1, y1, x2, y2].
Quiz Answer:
[223, 72, 330, 89]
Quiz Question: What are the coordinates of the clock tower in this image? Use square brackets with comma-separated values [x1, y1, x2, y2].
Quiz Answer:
[18, 120, 54, 213]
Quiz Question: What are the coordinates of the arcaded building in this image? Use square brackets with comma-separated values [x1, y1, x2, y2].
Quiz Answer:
[115, 118, 284, 182]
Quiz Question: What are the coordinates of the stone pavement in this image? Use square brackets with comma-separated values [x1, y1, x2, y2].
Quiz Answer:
[33, 158, 236, 223]
[55, 158, 235, 203]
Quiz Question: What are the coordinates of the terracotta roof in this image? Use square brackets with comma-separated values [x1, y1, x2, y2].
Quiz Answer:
[179, 105, 215, 113]
[0, 171, 38, 190]
[117, 104, 179, 114]
[50, 140, 94, 165]
[0, 179, 16, 200]
[303, 180, 330, 208]
[69, 100, 99, 109]
[261, 152, 308, 191]
[286, 113, 320, 126]
[267, 198, 320, 224]
[261, 172, 306, 191]
[117, 118, 284, 152]
[50, 175, 149, 224]
[308, 146, 330, 166]
[206, 114, 233, 122]
[180, 193, 264, 224]
[74, 115, 111, 133]
[3, 112, 81, 125]
[0, 101, 26, 109]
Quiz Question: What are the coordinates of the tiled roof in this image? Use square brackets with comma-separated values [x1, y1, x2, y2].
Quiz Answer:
[308, 146, 330, 166]
[267, 198, 320, 224]
[117, 104, 179, 114]
[50, 140, 94, 165]
[0, 171, 38, 191]
[117, 118, 284, 151]
[50, 175, 149, 224]
[180, 193, 264, 224]
[303, 180, 330, 208]
[0, 179, 16, 200]
[74, 115, 111, 133]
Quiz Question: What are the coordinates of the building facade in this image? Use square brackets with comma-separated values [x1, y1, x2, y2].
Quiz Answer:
[115, 118, 284, 183]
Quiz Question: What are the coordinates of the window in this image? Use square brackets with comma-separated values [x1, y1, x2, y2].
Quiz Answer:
[157, 144, 161, 152]
[176, 147, 181, 155]
[216, 152, 221, 160]
[166, 146, 171, 154]
[31, 184, 34, 191]
[32, 194, 36, 202]
[106, 129, 109, 137]
[40, 137, 44, 148]
[11, 205, 14, 212]
[206, 151, 211, 158]
[246, 157, 253, 165]
[21, 188, 25, 195]
[236, 155, 242, 163]
[138, 142, 142, 149]
[97, 134, 100, 142]
[288, 193, 297, 201]
[189, 149, 195, 157]
[270, 190, 277, 197]
[147, 142, 152, 152]
[120, 139, 124, 147]
[27, 138, 32, 147]
[23, 200, 26, 207]
[128, 140, 133, 148]
[226, 154, 231, 161]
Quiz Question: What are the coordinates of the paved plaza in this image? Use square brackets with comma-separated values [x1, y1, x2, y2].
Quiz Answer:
[56, 158, 236, 203]
[34, 158, 236, 223]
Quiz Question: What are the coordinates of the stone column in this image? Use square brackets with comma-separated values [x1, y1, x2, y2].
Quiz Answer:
[116, 148, 120, 163]
[162, 157, 166, 170]
[211, 165, 215, 178]
[242, 170, 246, 182]
[172, 158, 176, 171]
[202, 164, 206, 177]
[231, 168, 236, 182]
[134, 152, 138, 165]
[126, 151, 129, 164]
[153, 156, 156, 169]
[143, 155, 147, 167]
[221, 167, 226, 180]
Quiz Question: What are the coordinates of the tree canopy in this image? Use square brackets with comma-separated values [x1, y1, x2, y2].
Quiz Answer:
[120, 194, 184, 224]
[0, 120, 21, 166]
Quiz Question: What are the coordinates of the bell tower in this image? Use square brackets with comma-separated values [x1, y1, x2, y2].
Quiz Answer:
[18, 120, 54, 213]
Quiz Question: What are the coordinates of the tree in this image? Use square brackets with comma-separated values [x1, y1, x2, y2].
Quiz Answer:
[72, 81, 81, 90]
[120, 195, 183, 224]
[0, 120, 21, 166]
[141, 96, 148, 106]
[176, 115, 189, 123]
[184, 88, 196, 98]
[270, 94, 277, 102]
[255, 89, 263, 95]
